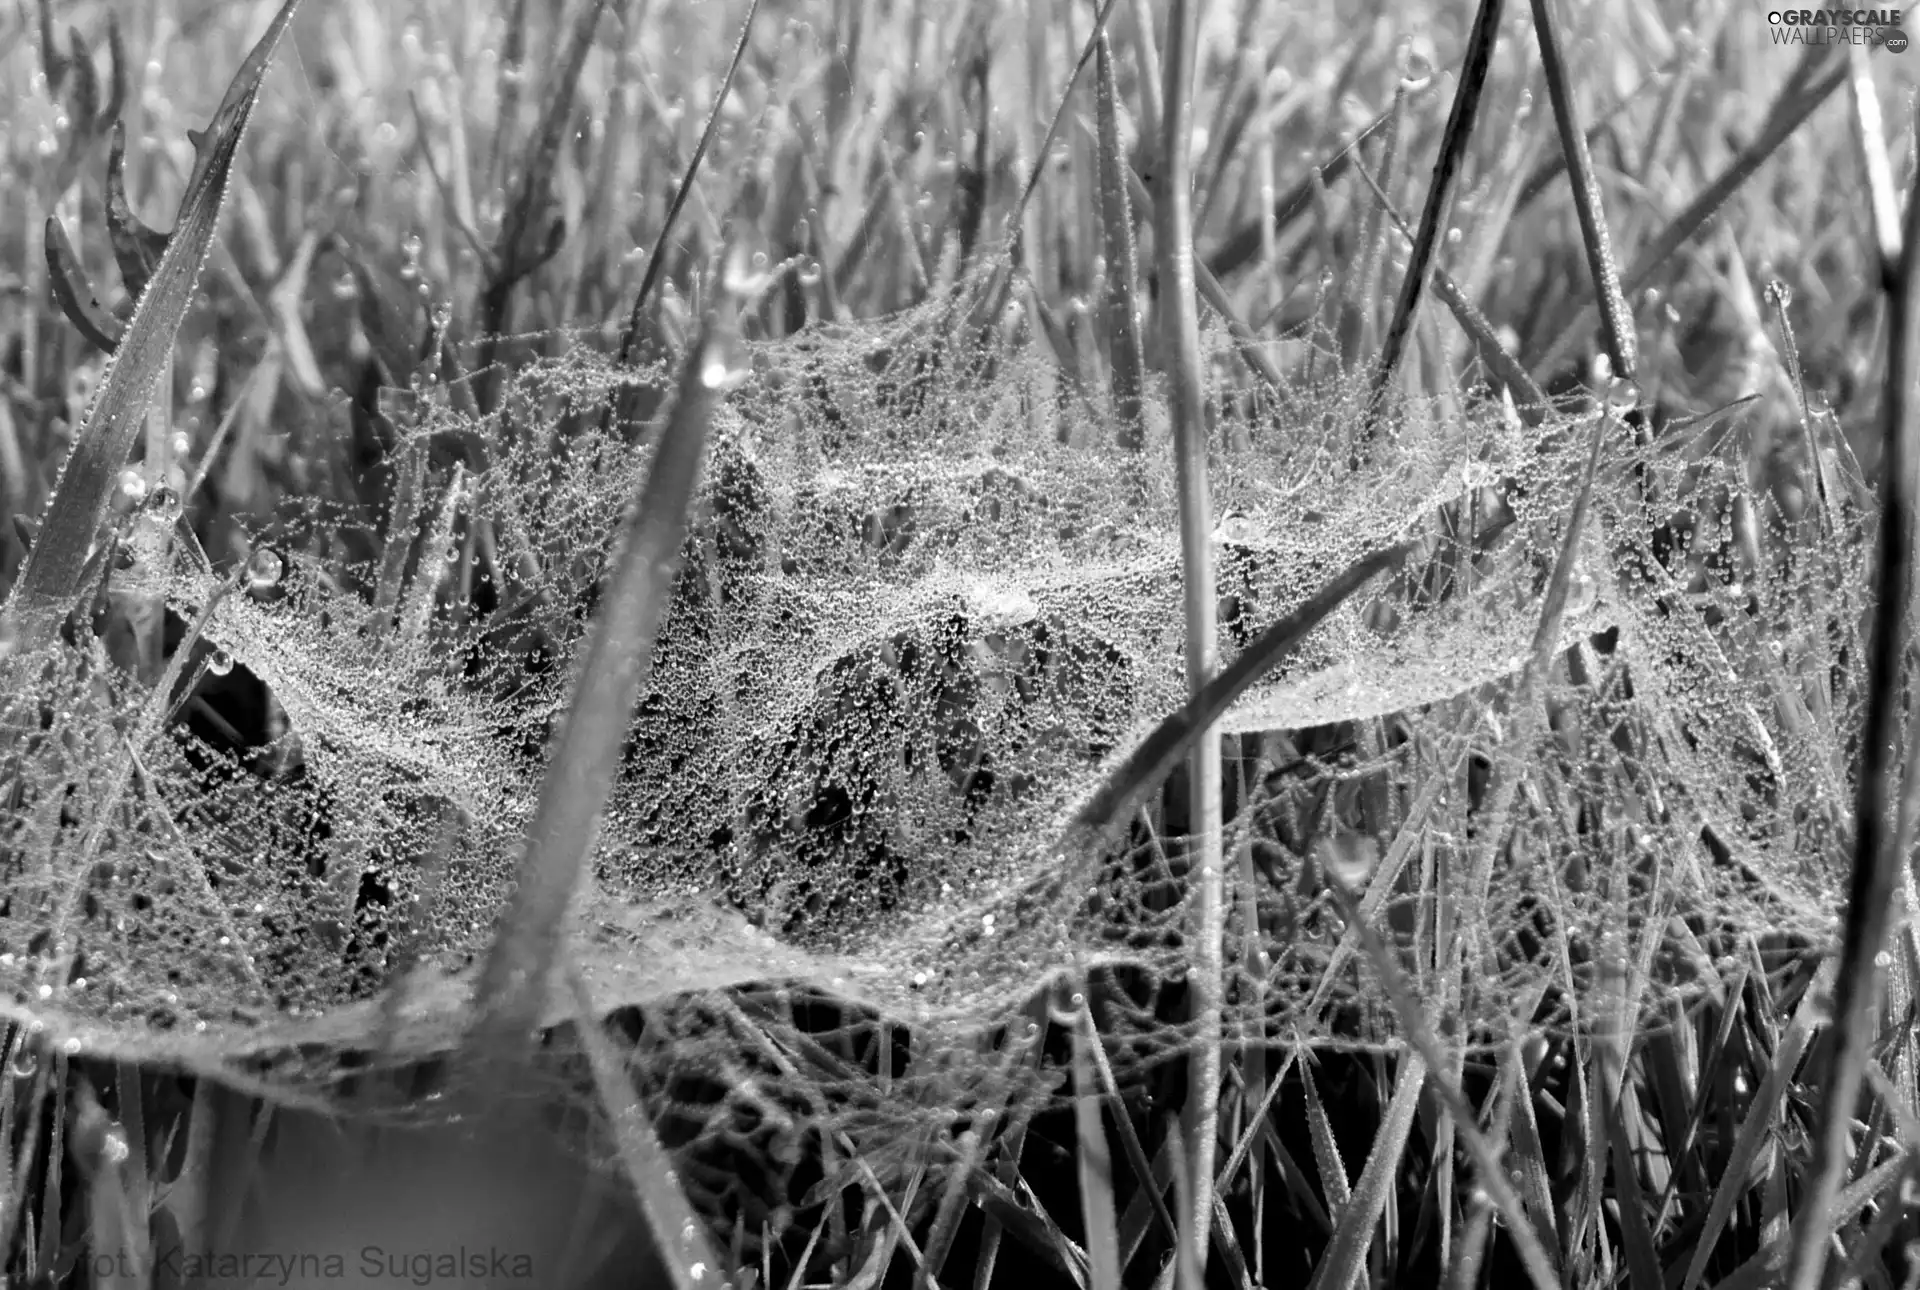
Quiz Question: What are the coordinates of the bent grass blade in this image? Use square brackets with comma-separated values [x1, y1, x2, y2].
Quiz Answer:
[5, 0, 300, 652]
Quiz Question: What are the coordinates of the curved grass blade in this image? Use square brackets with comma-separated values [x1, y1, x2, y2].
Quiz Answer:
[1529, 0, 1635, 378]
[1781, 95, 1920, 1290]
[5, 0, 300, 652]
[105, 121, 170, 303]
[465, 272, 736, 1065]
[44, 216, 124, 353]
[1360, 0, 1506, 460]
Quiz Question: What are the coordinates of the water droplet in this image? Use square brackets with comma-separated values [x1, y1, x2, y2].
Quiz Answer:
[207, 649, 234, 677]
[9, 1048, 37, 1078]
[245, 546, 287, 591]
[1445, 226, 1463, 245]
[1565, 570, 1598, 616]
[1605, 378, 1641, 415]
[797, 259, 822, 286]
[61, 1038, 80, 1056]
[118, 470, 147, 503]
[688, 1262, 708, 1282]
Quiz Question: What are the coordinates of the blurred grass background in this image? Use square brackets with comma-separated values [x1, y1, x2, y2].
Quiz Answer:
[3, 0, 1911, 572]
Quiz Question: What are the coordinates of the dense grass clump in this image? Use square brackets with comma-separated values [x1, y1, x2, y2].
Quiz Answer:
[2, 1, 1919, 1287]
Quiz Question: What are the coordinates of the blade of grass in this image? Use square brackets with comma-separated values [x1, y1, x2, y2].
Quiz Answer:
[1359, 0, 1505, 462]
[1528, 0, 1635, 378]
[1155, 2, 1222, 1273]
[476, 0, 617, 410]
[4, 0, 299, 651]
[616, 0, 764, 367]
[1066, 980, 1123, 1290]
[1781, 96, 1920, 1290]
[465, 263, 737, 1063]
[1205, 104, 1404, 281]
[1064, 538, 1417, 847]
[1531, 51, 1847, 381]
[1848, 42, 1901, 290]
[1348, 150, 1549, 419]
[565, 968, 718, 1290]
[1326, 882, 1559, 1290]
[1094, 29, 1146, 449]
[1678, 961, 1835, 1290]
[1303, 1051, 1425, 1290]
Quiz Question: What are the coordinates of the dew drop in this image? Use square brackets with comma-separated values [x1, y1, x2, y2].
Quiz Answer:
[118, 470, 148, 503]
[245, 546, 287, 591]
[9, 1048, 37, 1078]
[207, 649, 234, 677]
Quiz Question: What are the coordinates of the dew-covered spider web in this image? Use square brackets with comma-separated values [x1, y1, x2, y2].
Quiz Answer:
[0, 258, 1859, 1155]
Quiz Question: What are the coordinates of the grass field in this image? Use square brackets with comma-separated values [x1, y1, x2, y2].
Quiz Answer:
[3, 0, 1920, 1287]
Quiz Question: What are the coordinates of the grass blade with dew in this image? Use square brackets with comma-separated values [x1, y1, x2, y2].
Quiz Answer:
[1303, 1051, 1425, 1290]
[1349, 148, 1550, 419]
[1325, 881, 1560, 1290]
[1357, 0, 1505, 464]
[475, 0, 616, 411]
[1156, 3, 1224, 1264]
[565, 966, 717, 1290]
[616, 0, 764, 368]
[1095, 27, 1146, 450]
[1784, 111, 1920, 1288]
[1003, 0, 1125, 268]
[2, 0, 299, 653]
[1065, 978, 1123, 1290]
[1205, 103, 1405, 281]
[1531, 50, 1847, 381]
[1063, 538, 1417, 848]
[1528, 0, 1635, 379]
[464, 253, 742, 1067]
[1124, 165, 1287, 392]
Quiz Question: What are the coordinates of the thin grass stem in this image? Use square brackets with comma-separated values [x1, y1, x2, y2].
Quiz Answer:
[1782, 99, 1920, 1290]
